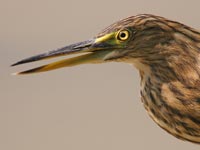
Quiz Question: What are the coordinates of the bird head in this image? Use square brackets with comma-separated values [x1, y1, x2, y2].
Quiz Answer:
[12, 14, 198, 75]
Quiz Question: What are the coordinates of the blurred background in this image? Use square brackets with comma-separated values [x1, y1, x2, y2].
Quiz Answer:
[1, 0, 200, 149]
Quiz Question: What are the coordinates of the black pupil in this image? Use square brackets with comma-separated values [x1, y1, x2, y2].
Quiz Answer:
[120, 32, 126, 38]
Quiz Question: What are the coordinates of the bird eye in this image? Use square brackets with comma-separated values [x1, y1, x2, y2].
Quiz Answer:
[117, 30, 130, 41]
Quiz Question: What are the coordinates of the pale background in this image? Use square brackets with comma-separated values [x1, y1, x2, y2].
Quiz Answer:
[1, 0, 200, 150]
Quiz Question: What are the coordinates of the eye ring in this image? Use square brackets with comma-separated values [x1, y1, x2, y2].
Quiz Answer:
[117, 30, 130, 41]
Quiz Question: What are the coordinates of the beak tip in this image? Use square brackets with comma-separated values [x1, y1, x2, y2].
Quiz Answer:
[11, 72, 19, 76]
[11, 62, 20, 67]
[11, 63, 16, 67]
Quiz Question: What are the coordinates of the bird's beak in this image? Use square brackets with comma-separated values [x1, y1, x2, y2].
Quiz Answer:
[12, 33, 117, 75]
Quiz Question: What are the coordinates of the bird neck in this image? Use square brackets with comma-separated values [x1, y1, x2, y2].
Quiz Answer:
[131, 38, 200, 87]
[136, 55, 200, 88]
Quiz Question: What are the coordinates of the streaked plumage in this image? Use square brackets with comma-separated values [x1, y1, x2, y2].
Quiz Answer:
[12, 14, 200, 143]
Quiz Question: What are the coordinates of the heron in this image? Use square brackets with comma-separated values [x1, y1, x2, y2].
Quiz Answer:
[12, 14, 200, 143]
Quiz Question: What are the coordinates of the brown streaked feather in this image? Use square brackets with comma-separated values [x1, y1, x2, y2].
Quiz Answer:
[125, 15, 200, 143]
